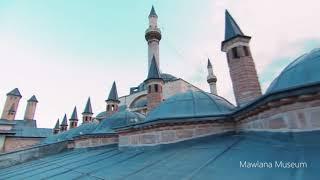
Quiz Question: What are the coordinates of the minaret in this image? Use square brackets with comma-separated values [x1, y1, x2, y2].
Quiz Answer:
[145, 55, 164, 112]
[24, 95, 38, 120]
[60, 114, 68, 132]
[53, 119, 60, 134]
[1, 88, 22, 120]
[145, 5, 162, 70]
[106, 81, 120, 115]
[207, 59, 217, 95]
[221, 10, 261, 106]
[82, 97, 93, 123]
[69, 107, 78, 129]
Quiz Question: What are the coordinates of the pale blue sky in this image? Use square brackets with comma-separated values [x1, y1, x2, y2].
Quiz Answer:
[0, 0, 319, 128]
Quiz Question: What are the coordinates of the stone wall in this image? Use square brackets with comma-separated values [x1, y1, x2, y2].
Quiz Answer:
[237, 98, 320, 131]
[119, 122, 235, 147]
[0, 141, 69, 169]
[3, 137, 43, 153]
[74, 136, 118, 149]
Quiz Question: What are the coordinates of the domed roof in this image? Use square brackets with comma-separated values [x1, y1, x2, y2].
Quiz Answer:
[130, 97, 147, 109]
[135, 73, 178, 93]
[160, 73, 178, 81]
[145, 90, 235, 122]
[94, 110, 145, 131]
[95, 105, 127, 120]
[266, 48, 320, 94]
[42, 122, 99, 144]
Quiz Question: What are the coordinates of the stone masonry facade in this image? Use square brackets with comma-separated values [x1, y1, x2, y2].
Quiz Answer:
[118, 122, 235, 147]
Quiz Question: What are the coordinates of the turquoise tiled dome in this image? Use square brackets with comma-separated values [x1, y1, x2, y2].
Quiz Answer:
[94, 110, 145, 131]
[266, 48, 320, 94]
[146, 90, 235, 122]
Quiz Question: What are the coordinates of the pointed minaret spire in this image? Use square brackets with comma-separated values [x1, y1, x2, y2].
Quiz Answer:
[145, 54, 164, 112]
[83, 97, 93, 114]
[106, 82, 120, 115]
[107, 81, 119, 102]
[149, 5, 158, 18]
[222, 10, 262, 106]
[60, 114, 68, 132]
[82, 97, 93, 123]
[147, 55, 161, 80]
[53, 119, 60, 134]
[224, 10, 245, 41]
[146, 5, 161, 71]
[207, 58, 217, 95]
[69, 106, 78, 129]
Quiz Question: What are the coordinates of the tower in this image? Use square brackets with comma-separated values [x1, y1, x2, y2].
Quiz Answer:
[1, 88, 22, 120]
[60, 114, 68, 132]
[82, 97, 93, 123]
[145, 5, 162, 70]
[106, 81, 120, 115]
[145, 55, 164, 111]
[24, 95, 38, 120]
[69, 106, 78, 129]
[53, 119, 60, 134]
[221, 10, 261, 106]
[207, 59, 217, 95]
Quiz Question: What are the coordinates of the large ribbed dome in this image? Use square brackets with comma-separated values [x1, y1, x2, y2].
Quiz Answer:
[145, 90, 235, 122]
[266, 48, 320, 94]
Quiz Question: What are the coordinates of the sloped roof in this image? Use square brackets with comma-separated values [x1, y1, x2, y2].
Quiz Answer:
[61, 114, 68, 126]
[54, 119, 60, 129]
[83, 97, 93, 114]
[70, 107, 78, 121]
[0, 119, 51, 138]
[28, 95, 38, 103]
[149, 5, 157, 18]
[207, 58, 212, 68]
[107, 81, 119, 101]
[1, 131, 319, 179]
[224, 10, 244, 41]
[7, 88, 22, 97]
[266, 48, 320, 94]
[146, 55, 162, 80]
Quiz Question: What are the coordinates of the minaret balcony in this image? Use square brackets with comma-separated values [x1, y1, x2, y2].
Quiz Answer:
[145, 28, 162, 41]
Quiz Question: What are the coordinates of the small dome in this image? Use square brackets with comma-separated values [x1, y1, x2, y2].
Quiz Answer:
[95, 105, 127, 120]
[130, 97, 147, 109]
[160, 73, 178, 81]
[266, 48, 320, 94]
[146, 90, 235, 122]
[42, 122, 98, 144]
[134, 73, 178, 93]
[94, 110, 145, 131]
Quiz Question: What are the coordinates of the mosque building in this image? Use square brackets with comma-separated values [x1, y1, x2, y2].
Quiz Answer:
[0, 6, 319, 179]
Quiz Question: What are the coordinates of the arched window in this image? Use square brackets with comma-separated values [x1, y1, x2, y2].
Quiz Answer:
[154, 84, 159, 92]
[232, 47, 239, 58]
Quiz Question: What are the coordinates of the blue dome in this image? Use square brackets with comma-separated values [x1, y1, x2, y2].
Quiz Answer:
[160, 73, 178, 81]
[266, 48, 320, 94]
[94, 110, 145, 131]
[95, 105, 127, 120]
[42, 122, 99, 144]
[130, 97, 147, 109]
[134, 73, 178, 93]
[146, 91, 235, 122]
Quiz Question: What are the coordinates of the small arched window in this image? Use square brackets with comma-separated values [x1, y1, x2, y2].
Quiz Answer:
[154, 84, 159, 92]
